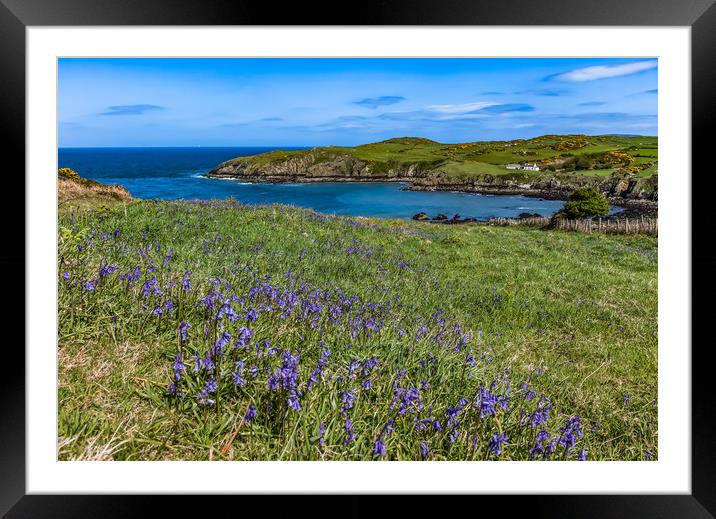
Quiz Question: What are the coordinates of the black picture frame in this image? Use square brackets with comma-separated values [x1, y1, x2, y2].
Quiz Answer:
[2, 0, 714, 516]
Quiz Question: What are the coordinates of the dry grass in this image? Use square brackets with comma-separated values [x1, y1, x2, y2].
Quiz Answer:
[58, 177, 132, 205]
[58, 426, 132, 461]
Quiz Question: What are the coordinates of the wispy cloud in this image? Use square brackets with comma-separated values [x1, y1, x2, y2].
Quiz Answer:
[480, 91, 504, 95]
[259, 117, 283, 121]
[627, 88, 659, 97]
[548, 111, 657, 129]
[548, 60, 657, 82]
[514, 88, 564, 97]
[427, 102, 497, 113]
[353, 96, 405, 109]
[99, 104, 164, 115]
[579, 101, 606, 107]
[479, 103, 535, 114]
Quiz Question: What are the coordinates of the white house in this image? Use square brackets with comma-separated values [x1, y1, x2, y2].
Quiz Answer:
[506, 163, 540, 171]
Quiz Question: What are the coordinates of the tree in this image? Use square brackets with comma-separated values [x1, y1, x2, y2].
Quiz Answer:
[561, 187, 610, 218]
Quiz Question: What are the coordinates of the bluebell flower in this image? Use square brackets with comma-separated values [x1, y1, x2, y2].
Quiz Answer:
[530, 398, 553, 428]
[178, 321, 190, 342]
[204, 377, 218, 393]
[558, 416, 583, 452]
[488, 433, 509, 456]
[172, 353, 186, 380]
[343, 418, 356, 444]
[287, 391, 301, 412]
[342, 389, 357, 410]
[234, 327, 252, 349]
[232, 361, 246, 386]
[420, 442, 429, 460]
[168, 382, 183, 398]
[318, 421, 325, 447]
[244, 403, 257, 423]
[374, 437, 386, 457]
[181, 271, 192, 292]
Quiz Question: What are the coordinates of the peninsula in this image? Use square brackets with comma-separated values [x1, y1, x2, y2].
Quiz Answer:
[207, 134, 658, 213]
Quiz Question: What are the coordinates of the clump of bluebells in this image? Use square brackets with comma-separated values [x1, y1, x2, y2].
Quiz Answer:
[57, 200, 614, 461]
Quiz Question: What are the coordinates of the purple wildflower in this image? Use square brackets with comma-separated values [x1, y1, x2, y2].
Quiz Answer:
[172, 353, 186, 380]
[374, 437, 386, 457]
[232, 360, 246, 386]
[243, 403, 257, 423]
[343, 418, 356, 444]
[420, 442, 429, 460]
[178, 321, 190, 342]
[558, 416, 583, 453]
[488, 433, 509, 456]
[234, 327, 252, 349]
[181, 271, 192, 292]
[318, 422, 325, 447]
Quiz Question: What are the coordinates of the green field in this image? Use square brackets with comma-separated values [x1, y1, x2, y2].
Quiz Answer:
[229, 134, 658, 181]
[57, 197, 657, 461]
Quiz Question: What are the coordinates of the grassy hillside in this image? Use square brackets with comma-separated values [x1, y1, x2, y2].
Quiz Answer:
[227, 134, 658, 181]
[58, 167, 133, 212]
[57, 198, 657, 461]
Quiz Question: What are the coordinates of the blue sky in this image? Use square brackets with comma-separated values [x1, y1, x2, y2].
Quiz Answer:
[58, 58, 657, 147]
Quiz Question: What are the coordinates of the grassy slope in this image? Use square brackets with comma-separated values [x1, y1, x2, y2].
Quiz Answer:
[58, 172, 133, 213]
[234, 134, 658, 180]
[57, 197, 657, 461]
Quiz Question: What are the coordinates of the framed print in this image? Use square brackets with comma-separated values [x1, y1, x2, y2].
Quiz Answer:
[3, 0, 715, 515]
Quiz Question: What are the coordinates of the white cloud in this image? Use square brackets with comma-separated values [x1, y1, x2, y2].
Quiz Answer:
[426, 102, 497, 113]
[551, 60, 657, 82]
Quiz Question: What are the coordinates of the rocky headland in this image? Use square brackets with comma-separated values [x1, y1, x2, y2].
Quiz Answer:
[207, 148, 658, 217]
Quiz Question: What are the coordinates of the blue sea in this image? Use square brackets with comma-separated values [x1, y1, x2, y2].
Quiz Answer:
[58, 147, 573, 220]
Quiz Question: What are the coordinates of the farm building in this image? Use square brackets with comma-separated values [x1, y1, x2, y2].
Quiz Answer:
[506, 163, 540, 171]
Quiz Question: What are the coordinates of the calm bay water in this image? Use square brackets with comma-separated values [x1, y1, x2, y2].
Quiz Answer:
[58, 147, 571, 220]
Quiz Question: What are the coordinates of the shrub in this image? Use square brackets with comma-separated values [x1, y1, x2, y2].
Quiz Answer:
[58, 167, 82, 182]
[561, 187, 610, 218]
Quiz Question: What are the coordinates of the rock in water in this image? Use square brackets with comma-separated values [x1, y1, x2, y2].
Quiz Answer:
[412, 212, 429, 221]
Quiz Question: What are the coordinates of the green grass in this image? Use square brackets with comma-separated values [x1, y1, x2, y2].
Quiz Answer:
[57, 199, 657, 461]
